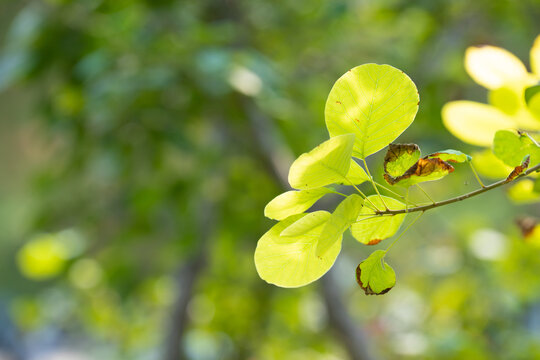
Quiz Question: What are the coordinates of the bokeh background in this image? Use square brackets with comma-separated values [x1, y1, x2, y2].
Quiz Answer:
[1, 0, 540, 359]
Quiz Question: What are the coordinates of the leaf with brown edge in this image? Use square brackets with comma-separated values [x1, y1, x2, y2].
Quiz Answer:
[384, 157, 455, 187]
[383, 143, 421, 178]
[426, 149, 472, 163]
[355, 250, 395, 295]
[506, 155, 530, 182]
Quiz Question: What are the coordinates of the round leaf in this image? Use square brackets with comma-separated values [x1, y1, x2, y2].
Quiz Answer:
[356, 250, 396, 295]
[351, 196, 406, 245]
[264, 188, 332, 220]
[255, 214, 341, 288]
[280, 211, 331, 237]
[325, 64, 419, 159]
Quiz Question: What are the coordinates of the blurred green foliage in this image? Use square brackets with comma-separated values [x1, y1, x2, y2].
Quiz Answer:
[2, 0, 540, 359]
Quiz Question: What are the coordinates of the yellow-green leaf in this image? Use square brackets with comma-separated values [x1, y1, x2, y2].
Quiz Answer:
[288, 134, 355, 189]
[255, 214, 341, 288]
[384, 157, 454, 187]
[508, 179, 540, 203]
[465, 45, 529, 89]
[351, 196, 406, 245]
[471, 149, 513, 179]
[316, 194, 364, 257]
[493, 130, 540, 167]
[531, 34, 540, 76]
[442, 101, 515, 146]
[356, 250, 395, 295]
[325, 64, 419, 159]
[264, 188, 332, 220]
[426, 149, 472, 163]
[280, 211, 331, 237]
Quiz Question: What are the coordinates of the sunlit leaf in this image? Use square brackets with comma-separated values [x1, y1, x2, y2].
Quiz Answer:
[442, 101, 516, 146]
[492, 130, 540, 167]
[489, 86, 520, 115]
[264, 188, 332, 220]
[471, 149, 513, 179]
[17, 234, 69, 280]
[288, 134, 355, 189]
[507, 179, 540, 203]
[316, 194, 364, 257]
[342, 160, 369, 185]
[383, 143, 421, 178]
[255, 214, 341, 288]
[325, 64, 419, 159]
[426, 149, 472, 163]
[280, 211, 331, 237]
[525, 85, 540, 120]
[384, 157, 454, 187]
[356, 250, 395, 295]
[350, 196, 406, 245]
[465, 45, 528, 89]
[531, 35, 540, 76]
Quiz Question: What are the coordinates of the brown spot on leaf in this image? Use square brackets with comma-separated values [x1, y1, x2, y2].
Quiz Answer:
[355, 264, 393, 296]
[506, 155, 530, 182]
[385, 157, 454, 185]
[367, 239, 382, 246]
[383, 143, 420, 174]
[336, 101, 342, 104]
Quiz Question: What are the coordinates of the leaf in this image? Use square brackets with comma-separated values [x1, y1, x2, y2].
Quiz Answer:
[464, 45, 529, 89]
[525, 85, 540, 120]
[384, 157, 454, 187]
[254, 214, 341, 288]
[264, 188, 332, 220]
[442, 101, 516, 146]
[531, 34, 540, 76]
[471, 149, 513, 179]
[288, 134, 355, 189]
[383, 143, 421, 178]
[355, 250, 396, 295]
[350, 196, 406, 245]
[506, 155, 530, 182]
[343, 160, 369, 184]
[316, 194, 364, 257]
[280, 211, 331, 237]
[508, 179, 540, 203]
[489, 86, 521, 115]
[325, 64, 419, 159]
[426, 149, 472, 163]
[492, 130, 540, 167]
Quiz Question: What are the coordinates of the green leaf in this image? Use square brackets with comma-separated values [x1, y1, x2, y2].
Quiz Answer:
[532, 35, 540, 76]
[316, 194, 364, 257]
[288, 134, 355, 189]
[350, 196, 406, 245]
[325, 64, 419, 159]
[356, 250, 396, 295]
[471, 149, 513, 179]
[508, 179, 540, 203]
[426, 149, 472, 163]
[264, 188, 332, 220]
[280, 211, 331, 237]
[492, 130, 540, 167]
[384, 157, 454, 187]
[525, 85, 540, 120]
[442, 101, 516, 146]
[254, 214, 341, 288]
[383, 143, 421, 178]
[489, 86, 521, 115]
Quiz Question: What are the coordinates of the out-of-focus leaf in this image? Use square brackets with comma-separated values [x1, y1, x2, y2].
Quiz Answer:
[255, 214, 341, 288]
[489, 86, 521, 115]
[507, 179, 540, 203]
[442, 101, 515, 146]
[325, 64, 419, 159]
[465, 45, 529, 89]
[264, 188, 332, 220]
[525, 85, 540, 120]
[471, 149, 514, 179]
[356, 250, 395, 295]
[288, 134, 354, 189]
[316, 194, 363, 257]
[280, 211, 331, 237]
[383, 143, 421, 178]
[531, 35, 540, 76]
[426, 149, 472, 163]
[350, 196, 406, 245]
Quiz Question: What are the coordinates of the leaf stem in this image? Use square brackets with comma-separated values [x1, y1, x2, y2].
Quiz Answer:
[375, 162, 540, 215]
[344, 176, 380, 212]
[468, 162, 485, 188]
[416, 184, 436, 204]
[362, 159, 389, 210]
[374, 181, 419, 206]
[384, 211, 424, 254]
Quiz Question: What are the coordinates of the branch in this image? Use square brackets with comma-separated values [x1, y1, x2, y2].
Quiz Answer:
[375, 163, 540, 216]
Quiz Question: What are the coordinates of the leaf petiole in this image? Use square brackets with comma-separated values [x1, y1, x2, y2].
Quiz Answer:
[384, 211, 425, 254]
[363, 158, 389, 210]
